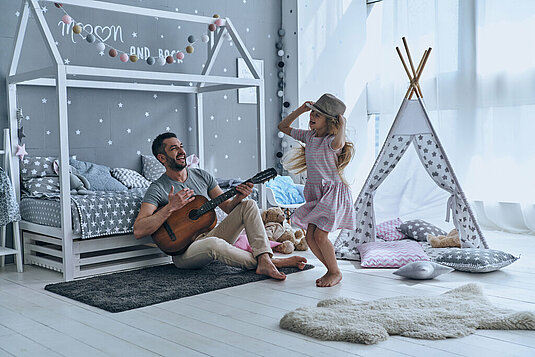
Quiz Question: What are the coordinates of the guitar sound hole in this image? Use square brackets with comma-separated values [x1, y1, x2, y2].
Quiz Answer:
[189, 209, 200, 220]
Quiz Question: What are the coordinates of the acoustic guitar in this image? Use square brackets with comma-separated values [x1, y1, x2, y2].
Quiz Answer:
[152, 168, 277, 255]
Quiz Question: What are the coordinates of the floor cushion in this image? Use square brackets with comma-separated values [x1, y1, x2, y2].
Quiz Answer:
[357, 240, 430, 268]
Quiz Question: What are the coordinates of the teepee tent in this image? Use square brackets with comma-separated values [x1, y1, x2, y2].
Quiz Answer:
[335, 38, 488, 261]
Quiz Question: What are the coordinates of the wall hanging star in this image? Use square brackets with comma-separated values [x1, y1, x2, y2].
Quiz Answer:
[18, 126, 26, 141]
[15, 143, 28, 161]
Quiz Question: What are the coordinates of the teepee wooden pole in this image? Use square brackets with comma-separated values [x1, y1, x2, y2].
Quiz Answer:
[396, 47, 419, 99]
[408, 47, 431, 99]
[402, 37, 423, 98]
[407, 49, 428, 98]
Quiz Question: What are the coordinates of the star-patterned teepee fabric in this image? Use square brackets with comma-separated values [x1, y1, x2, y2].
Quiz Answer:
[335, 99, 488, 261]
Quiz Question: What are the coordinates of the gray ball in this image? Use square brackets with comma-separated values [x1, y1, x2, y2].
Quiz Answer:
[86, 34, 95, 43]
[278, 28, 286, 37]
[276, 41, 283, 50]
[146, 57, 155, 65]
[187, 35, 196, 43]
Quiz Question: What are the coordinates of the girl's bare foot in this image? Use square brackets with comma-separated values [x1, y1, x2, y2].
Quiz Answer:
[316, 271, 342, 287]
[272, 255, 307, 270]
[256, 253, 286, 280]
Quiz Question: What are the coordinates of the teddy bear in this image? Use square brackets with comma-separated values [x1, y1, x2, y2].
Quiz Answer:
[261, 207, 308, 253]
[427, 229, 461, 248]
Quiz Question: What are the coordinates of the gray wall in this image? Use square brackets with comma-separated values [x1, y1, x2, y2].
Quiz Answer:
[1, 0, 284, 178]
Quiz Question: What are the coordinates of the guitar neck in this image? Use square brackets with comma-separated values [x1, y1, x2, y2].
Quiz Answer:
[195, 187, 238, 216]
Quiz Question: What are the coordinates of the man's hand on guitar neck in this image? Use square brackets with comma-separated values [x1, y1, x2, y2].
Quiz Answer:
[167, 186, 195, 212]
[235, 182, 253, 201]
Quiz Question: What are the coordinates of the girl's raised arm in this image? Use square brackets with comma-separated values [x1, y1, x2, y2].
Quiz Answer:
[331, 114, 347, 150]
[278, 101, 313, 135]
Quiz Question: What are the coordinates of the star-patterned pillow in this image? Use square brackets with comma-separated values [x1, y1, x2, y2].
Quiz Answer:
[20, 156, 57, 180]
[22, 177, 60, 197]
[142, 155, 165, 182]
[398, 219, 447, 242]
[432, 248, 519, 273]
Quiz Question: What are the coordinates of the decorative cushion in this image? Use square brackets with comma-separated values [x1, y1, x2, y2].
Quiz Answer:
[432, 248, 519, 273]
[142, 155, 165, 182]
[357, 241, 430, 268]
[111, 168, 151, 189]
[393, 261, 454, 280]
[398, 219, 447, 242]
[376, 218, 406, 241]
[70, 158, 127, 191]
[21, 177, 60, 197]
[20, 156, 57, 180]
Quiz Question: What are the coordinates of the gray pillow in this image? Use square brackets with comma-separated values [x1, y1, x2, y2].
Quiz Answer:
[433, 248, 519, 273]
[20, 156, 57, 180]
[111, 167, 151, 189]
[70, 158, 127, 191]
[398, 219, 447, 242]
[393, 261, 454, 280]
[22, 177, 60, 197]
[142, 155, 165, 182]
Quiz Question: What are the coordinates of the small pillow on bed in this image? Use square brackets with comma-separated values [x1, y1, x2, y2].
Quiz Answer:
[142, 155, 165, 182]
[111, 168, 150, 189]
[398, 219, 447, 242]
[376, 218, 406, 241]
[393, 261, 454, 279]
[70, 158, 127, 191]
[22, 177, 60, 197]
[432, 248, 519, 273]
[20, 156, 57, 180]
[357, 241, 429, 268]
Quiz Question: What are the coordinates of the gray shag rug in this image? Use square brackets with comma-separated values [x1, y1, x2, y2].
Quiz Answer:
[45, 261, 313, 313]
[280, 283, 535, 344]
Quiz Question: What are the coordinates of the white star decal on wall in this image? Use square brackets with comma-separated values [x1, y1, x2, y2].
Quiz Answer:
[118, 102, 123, 108]
[99, 118, 103, 123]
[189, 82, 193, 86]
[67, 100, 72, 105]
[225, 155, 229, 159]
[64, 58, 70, 64]
[127, 128, 131, 133]
[166, 127, 170, 131]
[42, 98, 47, 104]
[223, 95, 228, 100]
[99, 51, 104, 56]
[188, 127, 192, 131]
[108, 140, 113, 145]
[175, 108, 178, 112]
[75, 130, 80, 135]
[42, 6, 48, 13]
[46, 130, 51, 135]
[55, 41, 58, 45]
[252, 47, 255, 51]
[214, 134, 218, 138]
[137, 150, 141, 155]
[147, 138, 151, 142]
[25, 116, 30, 120]
[246, 28, 250, 32]
[15, 11, 20, 17]
[223, 68, 227, 72]
[238, 140, 242, 144]
[237, 116, 242, 121]
[177, 25, 181, 29]
[144, 112, 149, 117]
[214, 168, 218, 173]
[210, 115, 214, 120]
[153, 94, 158, 99]
[132, 32, 137, 38]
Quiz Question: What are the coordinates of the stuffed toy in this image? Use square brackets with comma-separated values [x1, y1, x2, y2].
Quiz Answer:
[261, 207, 308, 253]
[427, 229, 461, 248]
[53, 160, 93, 195]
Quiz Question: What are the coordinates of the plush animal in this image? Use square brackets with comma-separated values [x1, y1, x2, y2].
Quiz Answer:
[53, 160, 94, 195]
[427, 229, 461, 248]
[261, 207, 308, 253]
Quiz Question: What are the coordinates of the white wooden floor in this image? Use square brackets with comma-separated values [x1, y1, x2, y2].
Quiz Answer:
[1, 229, 534, 357]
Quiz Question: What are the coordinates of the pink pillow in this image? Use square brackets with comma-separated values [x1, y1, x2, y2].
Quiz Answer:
[357, 241, 429, 268]
[233, 232, 281, 253]
[376, 218, 405, 241]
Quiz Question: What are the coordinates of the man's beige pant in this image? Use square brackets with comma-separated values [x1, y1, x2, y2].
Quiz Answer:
[172, 200, 272, 270]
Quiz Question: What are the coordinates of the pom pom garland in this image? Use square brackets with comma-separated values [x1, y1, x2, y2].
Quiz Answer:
[54, 5, 228, 67]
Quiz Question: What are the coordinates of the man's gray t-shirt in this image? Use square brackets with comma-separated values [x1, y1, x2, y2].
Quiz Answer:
[142, 168, 217, 208]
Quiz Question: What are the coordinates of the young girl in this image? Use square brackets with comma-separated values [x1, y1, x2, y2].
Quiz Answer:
[278, 93, 356, 287]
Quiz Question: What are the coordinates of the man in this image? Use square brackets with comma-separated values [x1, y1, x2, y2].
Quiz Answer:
[134, 132, 307, 280]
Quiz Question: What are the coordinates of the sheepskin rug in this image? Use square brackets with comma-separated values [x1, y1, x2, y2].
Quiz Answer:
[280, 283, 535, 344]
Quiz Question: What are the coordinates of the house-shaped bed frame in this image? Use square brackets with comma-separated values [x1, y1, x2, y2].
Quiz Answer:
[7, 0, 267, 281]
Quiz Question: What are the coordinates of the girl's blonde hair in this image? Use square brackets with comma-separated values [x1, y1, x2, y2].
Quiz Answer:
[282, 115, 355, 184]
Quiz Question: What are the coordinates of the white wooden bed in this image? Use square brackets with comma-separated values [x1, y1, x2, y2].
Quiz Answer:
[7, 0, 267, 281]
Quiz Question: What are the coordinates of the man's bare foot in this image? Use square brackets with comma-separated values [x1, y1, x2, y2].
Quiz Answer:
[272, 255, 307, 270]
[256, 253, 286, 280]
[316, 271, 342, 287]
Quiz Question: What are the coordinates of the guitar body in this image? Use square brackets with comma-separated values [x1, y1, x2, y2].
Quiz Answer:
[152, 195, 217, 255]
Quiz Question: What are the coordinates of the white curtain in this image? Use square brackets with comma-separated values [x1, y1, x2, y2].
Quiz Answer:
[367, 0, 535, 233]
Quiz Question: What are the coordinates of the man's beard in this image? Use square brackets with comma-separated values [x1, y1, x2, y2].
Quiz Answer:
[165, 153, 186, 171]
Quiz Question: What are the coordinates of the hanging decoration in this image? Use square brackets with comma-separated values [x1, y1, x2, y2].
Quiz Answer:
[52, 3, 225, 66]
[276, 27, 288, 172]
[15, 108, 28, 161]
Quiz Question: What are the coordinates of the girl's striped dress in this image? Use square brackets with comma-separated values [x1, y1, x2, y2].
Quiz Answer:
[289, 128, 356, 232]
